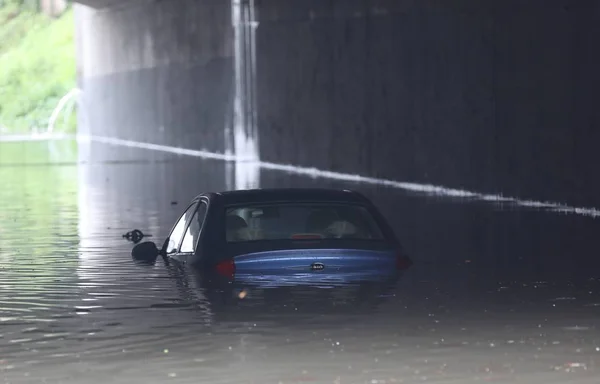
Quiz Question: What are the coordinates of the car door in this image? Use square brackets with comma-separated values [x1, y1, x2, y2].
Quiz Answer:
[167, 200, 209, 264]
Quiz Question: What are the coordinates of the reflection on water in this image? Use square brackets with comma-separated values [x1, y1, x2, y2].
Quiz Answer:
[1, 139, 600, 383]
[0, 141, 79, 321]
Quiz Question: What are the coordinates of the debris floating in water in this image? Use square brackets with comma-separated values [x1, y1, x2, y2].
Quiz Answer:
[122, 229, 151, 244]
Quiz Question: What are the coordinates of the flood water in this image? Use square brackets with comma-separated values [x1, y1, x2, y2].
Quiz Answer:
[2, 138, 600, 383]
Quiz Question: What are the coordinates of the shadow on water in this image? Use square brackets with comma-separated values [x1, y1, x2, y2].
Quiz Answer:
[2, 139, 600, 383]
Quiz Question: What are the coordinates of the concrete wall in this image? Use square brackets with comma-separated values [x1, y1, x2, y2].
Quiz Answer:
[76, 0, 234, 152]
[255, 0, 600, 208]
[77, 0, 600, 208]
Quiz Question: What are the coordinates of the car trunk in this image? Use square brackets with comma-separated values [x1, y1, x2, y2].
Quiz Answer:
[227, 248, 400, 286]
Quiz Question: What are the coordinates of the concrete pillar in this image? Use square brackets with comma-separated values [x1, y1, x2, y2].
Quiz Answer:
[75, 0, 234, 152]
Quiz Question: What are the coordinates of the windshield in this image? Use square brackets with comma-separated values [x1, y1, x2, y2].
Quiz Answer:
[225, 202, 385, 242]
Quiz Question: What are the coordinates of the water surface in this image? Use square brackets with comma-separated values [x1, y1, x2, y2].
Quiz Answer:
[1, 139, 600, 383]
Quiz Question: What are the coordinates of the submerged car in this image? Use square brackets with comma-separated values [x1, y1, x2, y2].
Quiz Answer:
[132, 188, 412, 285]
[163, 261, 402, 323]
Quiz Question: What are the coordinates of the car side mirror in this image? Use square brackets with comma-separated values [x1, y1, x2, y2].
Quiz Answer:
[131, 241, 160, 262]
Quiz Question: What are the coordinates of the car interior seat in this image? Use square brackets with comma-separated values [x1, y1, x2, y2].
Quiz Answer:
[226, 215, 252, 241]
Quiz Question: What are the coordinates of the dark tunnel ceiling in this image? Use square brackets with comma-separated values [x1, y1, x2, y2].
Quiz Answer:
[75, 0, 131, 10]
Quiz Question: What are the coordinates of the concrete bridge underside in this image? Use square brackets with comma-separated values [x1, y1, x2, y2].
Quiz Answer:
[74, 0, 121, 9]
[74, 0, 600, 208]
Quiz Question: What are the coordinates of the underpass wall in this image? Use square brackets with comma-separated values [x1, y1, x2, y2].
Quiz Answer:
[255, 0, 600, 208]
[76, 0, 600, 208]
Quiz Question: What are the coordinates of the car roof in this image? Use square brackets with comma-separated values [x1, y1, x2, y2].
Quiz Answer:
[198, 188, 371, 205]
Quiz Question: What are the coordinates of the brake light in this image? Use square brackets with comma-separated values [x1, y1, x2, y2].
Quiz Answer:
[396, 252, 412, 270]
[216, 259, 236, 278]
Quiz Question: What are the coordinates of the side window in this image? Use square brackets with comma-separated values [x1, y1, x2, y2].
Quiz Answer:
[180, 202, 208, 253]
[166, 203, 198, 254]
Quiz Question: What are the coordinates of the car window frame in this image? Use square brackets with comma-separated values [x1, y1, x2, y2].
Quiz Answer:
[179, 198, 209, 255]
[165, 201, 199, 255]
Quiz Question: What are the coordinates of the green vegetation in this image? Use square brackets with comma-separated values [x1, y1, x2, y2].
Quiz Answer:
[0, 2, 76, 134]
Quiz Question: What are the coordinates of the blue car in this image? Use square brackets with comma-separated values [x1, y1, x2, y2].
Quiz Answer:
[132, 188, 412, 286]
[165, 262, 401, 321]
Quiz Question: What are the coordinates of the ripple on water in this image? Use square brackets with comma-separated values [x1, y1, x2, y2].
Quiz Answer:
[2, 141, 600, 383]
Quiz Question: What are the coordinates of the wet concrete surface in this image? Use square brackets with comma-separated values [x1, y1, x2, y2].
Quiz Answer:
[1, 139, 600, 383]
